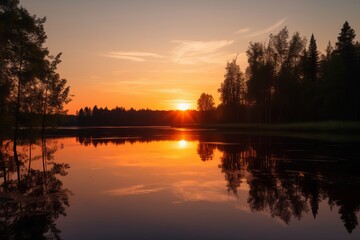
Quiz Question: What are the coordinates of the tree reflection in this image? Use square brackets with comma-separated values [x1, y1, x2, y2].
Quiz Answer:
[198, 137, 360, 233]
[74, 127, 199, 147]
[0, 137, 70, 239]
[197, 143, 216, 161]
[218, 145, 248, 196]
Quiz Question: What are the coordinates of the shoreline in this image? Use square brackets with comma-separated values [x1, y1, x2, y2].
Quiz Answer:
[172, 121, 360, 133]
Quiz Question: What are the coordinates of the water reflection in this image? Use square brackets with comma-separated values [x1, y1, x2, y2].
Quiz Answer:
[0, 137, 70, 239]
[2, 128, 360, 238]
[198, 137, 360, 233]
[197, 143, 216, 161]
[178, 140, 188, 148]
[71, 128, 360, 234]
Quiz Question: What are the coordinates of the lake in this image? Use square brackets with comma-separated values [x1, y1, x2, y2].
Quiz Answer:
[1, 127, 360, 239]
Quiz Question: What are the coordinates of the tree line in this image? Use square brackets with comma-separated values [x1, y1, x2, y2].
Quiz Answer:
[76, 106, 198, 126]
[76, 21, 360, 126]
[199, 21, 360, 123]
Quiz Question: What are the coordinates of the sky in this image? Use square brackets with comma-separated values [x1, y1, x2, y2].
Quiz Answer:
[22, 0, 360, 114]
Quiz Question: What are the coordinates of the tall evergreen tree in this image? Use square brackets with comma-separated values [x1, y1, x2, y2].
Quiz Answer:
[334, 21, 358, 119]
[307, 34, 319, 82]
[335, 21, 356, 54]
[299, 34, 320, 120]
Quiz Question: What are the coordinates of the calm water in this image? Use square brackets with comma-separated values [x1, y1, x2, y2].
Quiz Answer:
[1, 128, 360, 239]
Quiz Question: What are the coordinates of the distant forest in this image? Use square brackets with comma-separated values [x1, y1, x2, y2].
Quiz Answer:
[76, 21, 360, 126]
[76, 107, 199, 126]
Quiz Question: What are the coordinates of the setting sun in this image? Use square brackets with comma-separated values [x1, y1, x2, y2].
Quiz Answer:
[177, 103, 191, 111]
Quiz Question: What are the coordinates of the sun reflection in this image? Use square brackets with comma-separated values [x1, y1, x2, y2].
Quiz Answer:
[178, 140, 188, 148]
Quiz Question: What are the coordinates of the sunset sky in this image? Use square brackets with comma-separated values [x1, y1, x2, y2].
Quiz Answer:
[23, 0, 360, 114]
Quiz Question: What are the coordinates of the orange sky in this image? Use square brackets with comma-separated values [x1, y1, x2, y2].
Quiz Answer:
[23, 0, 360, 114]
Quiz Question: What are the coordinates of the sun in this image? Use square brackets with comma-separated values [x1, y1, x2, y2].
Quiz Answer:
[177, 103, 191, 111]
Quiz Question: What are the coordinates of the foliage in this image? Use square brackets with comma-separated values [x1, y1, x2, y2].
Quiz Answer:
[0, 0, 71, 130]
[197, 93, 215, 111]
[218, 57, 245, 107]
[242, 22, 360, 123]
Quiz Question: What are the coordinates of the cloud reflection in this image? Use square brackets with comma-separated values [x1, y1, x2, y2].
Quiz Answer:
[106, 184, 165, 196]
[172, 180, 235, 203]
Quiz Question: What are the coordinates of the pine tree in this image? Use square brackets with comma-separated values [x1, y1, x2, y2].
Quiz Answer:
[335, 21, 356, 54]
[334, 21, 358, 119]
[308, 34, 319, 82]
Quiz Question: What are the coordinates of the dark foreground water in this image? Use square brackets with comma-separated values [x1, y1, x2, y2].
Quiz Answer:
[1, 127, 360, 239]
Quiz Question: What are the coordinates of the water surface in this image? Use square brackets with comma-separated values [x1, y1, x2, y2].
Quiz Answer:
[1, 128, 360, 239]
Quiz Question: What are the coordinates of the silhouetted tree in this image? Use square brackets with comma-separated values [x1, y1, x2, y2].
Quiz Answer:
[37, 53, 71, 135]
[307, 34, 320, 82]
[298, 34, 320, 120]
[332, 21, 358, 120]
[273, 31, 306, 122]
[246, 42, 274, 122]
[0, 1, 73, 187]
[218, 57, 246, 121]
[0, 1, 19, 121]
[0, 1, 48, 132]
[197, 93, 215, 123]
[269, 27, 289, 74]
[336, 21, 356, 54]
[197, 93, 215, 111]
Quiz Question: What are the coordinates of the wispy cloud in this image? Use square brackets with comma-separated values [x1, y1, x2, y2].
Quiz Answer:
[172, 40, 234, 64]
[117, 79, 167, 86]
[247, 18, 286, 37]
[149, 88, 185, 94]
[234, 27, 250, 34]
[105, 51, 163, 62]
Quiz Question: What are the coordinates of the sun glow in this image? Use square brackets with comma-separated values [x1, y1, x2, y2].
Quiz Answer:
[177, 103, 191, 111]
[178, 140, 188, 148]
